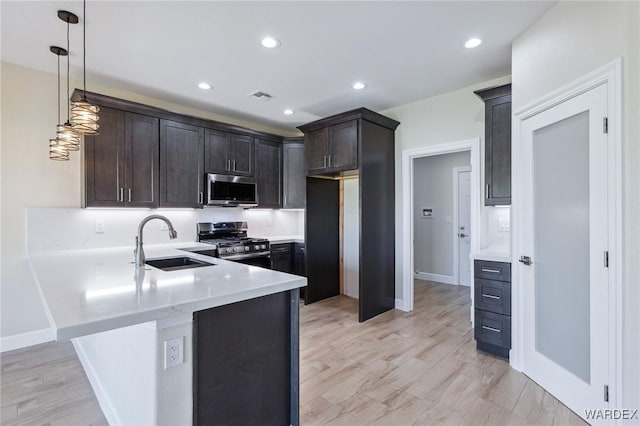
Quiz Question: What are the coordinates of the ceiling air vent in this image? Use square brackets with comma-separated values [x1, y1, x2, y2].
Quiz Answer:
[248, 90, 273, 102]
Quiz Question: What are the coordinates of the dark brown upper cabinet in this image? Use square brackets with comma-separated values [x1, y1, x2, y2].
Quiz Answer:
[282, 138, 305, 209]
[204, 130, 255, 177]
[298, 108, 400, 323]
[304, 120, 358, 175]
[255, 138, 282, 208]
[159, 120, 204, 208]
[85, 106, 159, 208]
[475, 84, 512, 206]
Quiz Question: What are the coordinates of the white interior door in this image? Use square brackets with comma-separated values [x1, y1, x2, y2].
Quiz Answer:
[519, 83, 609, 420]
[456, 169, 472, 286]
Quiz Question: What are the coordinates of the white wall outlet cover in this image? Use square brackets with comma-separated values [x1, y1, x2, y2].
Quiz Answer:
[95, 220, 105, 234]
[160, 222, 169, 231]
[445, 216, 452, 224]
[164, 336, 184, 369]
[498, 218, 511, 232]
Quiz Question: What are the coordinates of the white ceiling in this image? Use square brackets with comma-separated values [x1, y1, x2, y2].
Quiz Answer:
[1, 1, 554, 133]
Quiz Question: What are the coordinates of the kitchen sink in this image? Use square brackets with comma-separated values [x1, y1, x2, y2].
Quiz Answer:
[145, 256, 215, 272]
[178, 247, 218, 257]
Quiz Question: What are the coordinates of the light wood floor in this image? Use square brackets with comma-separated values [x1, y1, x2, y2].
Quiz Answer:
[1, 280, 585, 425]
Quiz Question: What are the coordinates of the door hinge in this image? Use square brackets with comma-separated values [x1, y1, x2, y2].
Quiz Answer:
[604, 384, 609, 402]
[604, 251, 609, 268]
[603, 117, 609, 134]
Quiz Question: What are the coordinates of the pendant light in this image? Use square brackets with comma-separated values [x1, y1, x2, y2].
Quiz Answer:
[49, 46, 70, 161]
[70, 0, 99, 135]
[56, 10, 80, 151]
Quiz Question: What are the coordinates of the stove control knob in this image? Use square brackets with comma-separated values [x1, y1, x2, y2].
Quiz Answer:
[235, 247, 243, 253]
[244, 246, 250, 252]
[260, 244, 267, 250]
[226, 248, 233, 254]
[254, 245, 260, 250]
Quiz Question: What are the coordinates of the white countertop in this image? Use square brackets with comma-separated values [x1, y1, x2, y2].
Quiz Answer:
[29, 242, 306, 340]
[267, 235, 304, 244]
[471, 248, 512, 263]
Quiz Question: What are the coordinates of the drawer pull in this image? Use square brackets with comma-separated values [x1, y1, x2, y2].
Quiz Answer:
[482, 325, 501, 333]
[482, 294, 501, 300]
[481, 268, 501, 274]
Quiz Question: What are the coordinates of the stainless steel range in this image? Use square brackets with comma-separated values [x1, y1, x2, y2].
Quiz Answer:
[197, 222, 270, 267]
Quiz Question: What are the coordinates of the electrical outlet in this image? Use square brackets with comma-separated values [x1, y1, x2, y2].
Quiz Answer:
[160, 222, 168, 231]
[164, 336, 184, 369]
[95, 220, 105, 234]
[498, 218, 511, 232]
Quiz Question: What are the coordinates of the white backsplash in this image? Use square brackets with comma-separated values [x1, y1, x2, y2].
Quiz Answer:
[27, 208, 304, 252]
[481, 206, 511, 251]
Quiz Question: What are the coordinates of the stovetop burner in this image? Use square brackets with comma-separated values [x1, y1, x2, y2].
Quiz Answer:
[196, 222, 270, 259]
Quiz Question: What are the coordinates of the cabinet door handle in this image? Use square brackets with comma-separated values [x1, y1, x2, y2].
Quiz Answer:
[323, 155, 327, 168]
[128, 188, 132, 203]
[485, 184, 490, 199]
[481, 268, 501, 274]
[482, 294, 501, 300]
[482, 325, 501, 333]
[227, 159, 231, 171]
[119, 187, 124, 202]
[327, 155, 332, 167]
[232, 160, 236, 171]
[283, 195, 286, 206]
[199, 192, 204, 204]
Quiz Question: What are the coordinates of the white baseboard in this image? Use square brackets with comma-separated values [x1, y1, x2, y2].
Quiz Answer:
[414, 272, 457, 285]
[395, 298, 409, 311]
[0, 328, 55, 352]
[72, 339, 121, 426]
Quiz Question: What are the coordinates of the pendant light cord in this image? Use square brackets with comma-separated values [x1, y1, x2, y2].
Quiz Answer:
[66, 20, 71, 121]
[57, 54, 61, 124]
[82, 0, 87, 100]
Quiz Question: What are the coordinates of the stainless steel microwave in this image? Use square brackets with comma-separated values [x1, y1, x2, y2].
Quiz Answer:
[206, 174, 258, 207]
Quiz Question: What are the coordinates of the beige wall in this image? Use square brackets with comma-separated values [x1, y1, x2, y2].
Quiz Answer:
[383, 74, 511, 300]
[512, 0, 640, 409]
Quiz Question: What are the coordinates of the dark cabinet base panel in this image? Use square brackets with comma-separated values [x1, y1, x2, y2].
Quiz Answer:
[476, 340, 510, 359]
[193, 290, 299, 426]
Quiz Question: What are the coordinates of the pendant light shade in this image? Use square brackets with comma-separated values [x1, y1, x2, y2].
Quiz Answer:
[49, 138, 70, 161]
[70, 0, 99, 135]
[56, 123, 81, 150]
[70, 100, 100, 134]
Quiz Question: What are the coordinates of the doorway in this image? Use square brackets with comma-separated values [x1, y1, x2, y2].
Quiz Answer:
[400, 138, 481, 313]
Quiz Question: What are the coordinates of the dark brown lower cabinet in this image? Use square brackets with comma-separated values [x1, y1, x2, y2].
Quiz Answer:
[193, 290, 299, 426]
[474, 260, 512, 359]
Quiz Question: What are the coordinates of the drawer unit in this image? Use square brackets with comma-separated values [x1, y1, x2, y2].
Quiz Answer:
[474, 260, 511, 282]
[474, 260, 511, 359]
[475, 310, 511, 358]
[474, 279, 511, 315]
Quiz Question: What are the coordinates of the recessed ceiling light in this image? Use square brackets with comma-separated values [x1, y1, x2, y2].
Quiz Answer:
[352, 82, 366, 90]
[198, 82, 212, 90]
[261, 36, 280, 49]
[283, 109, 294, 115]
[465, 38, 482, 49]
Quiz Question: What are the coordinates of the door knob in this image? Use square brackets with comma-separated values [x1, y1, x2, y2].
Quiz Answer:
[519, 256, 532, 265]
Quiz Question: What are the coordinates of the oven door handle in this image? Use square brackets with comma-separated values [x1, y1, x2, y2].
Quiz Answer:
[221, 252, 271, 261]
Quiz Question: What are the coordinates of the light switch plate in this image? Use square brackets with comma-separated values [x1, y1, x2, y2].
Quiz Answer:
[498, 218, 511, 232]
[95, 220, 105, 234]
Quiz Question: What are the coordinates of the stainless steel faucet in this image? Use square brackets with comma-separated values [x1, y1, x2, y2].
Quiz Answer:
[134, 215, 178, 268]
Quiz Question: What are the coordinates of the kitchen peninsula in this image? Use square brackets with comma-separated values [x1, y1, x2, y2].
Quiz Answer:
[29, 242, 306, 426]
